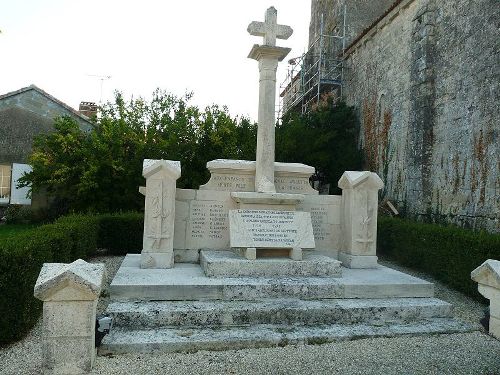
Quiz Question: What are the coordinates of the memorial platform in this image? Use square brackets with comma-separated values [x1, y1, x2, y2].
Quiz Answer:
[100, 253, 472, 354]
[108, 254, 436, 301]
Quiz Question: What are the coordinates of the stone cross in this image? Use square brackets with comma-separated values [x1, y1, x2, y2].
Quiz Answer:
[247, 7, 293, 47]
[248, 7, 292, 193]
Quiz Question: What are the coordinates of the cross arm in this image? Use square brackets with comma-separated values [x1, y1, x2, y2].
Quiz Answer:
[247, 21, 265, 37]
[247, 21, 293, 40]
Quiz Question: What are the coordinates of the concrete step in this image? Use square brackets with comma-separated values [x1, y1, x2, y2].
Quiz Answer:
[99, 318, 472, 354]
[107, 298, 453, 329]
[200, 250, 342, 278]
[110, 255, 434, 301]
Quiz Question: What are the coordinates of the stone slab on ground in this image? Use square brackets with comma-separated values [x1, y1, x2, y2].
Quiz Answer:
[106, 298, 452, 328]
[99, 319, 472, 355]
[109, 254, 434, 301]
[200, 250, 342, 278]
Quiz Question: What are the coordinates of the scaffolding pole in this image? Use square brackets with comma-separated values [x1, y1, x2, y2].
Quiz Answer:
[278, 6, 346, 119]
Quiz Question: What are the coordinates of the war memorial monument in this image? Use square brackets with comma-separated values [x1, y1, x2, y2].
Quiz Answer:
[96, 7, 470, 353]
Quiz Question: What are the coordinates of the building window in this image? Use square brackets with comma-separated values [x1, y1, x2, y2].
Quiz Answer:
[0, 164, 11, 201]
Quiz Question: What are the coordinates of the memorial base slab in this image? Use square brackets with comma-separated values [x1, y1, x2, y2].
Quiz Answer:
[200, 250, 342, 278]
[338, 253, 379, 269]
[140, 252, 174, 269]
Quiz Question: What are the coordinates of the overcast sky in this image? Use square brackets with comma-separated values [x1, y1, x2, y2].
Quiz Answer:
[1, 1, 311, 121]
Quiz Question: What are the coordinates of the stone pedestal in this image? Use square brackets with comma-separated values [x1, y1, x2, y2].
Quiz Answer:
[471, 259, 500, 339]
[199, 159, 318, 195]
[141, 159, 181, 269]
[34, 259, 105, 375]
[338, 171, 384, 268]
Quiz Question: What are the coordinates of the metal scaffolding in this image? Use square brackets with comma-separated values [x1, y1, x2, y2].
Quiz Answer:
[278, 7, 346, 119]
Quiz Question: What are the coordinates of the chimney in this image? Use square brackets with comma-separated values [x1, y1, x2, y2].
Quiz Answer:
[79, 101, 98, 118]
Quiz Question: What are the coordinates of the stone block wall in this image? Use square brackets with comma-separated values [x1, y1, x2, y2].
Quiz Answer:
[309, 0, 396, 47]
[311, 0, 499, 232]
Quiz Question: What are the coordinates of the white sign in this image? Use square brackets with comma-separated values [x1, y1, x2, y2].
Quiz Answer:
[10, 163, 32, 205]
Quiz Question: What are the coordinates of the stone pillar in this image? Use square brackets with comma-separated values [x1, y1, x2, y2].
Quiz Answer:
[471, 259, 500, 339]
[338, 171, 384, 268]
[34, 259, 105, 375]
[255, 56, 279, 193]
[141, 159, 181, 269]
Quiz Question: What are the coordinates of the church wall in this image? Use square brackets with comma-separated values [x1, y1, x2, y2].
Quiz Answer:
[309, 0, 396, 47]
[311, 0, 499, 232]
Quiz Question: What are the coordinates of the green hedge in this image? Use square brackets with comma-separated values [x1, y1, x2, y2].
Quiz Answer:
[378, 216, 500, 299]
[0, 229, 50, 345]
[55, 215, 100, 260]
[97, 212, 143, 255]
[0, 212, 143, 345]
[0, 214, 100, 345]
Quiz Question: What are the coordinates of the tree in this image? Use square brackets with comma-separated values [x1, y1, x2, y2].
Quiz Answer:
[276, 98, 362, 193]
[20, 90, 257, 213]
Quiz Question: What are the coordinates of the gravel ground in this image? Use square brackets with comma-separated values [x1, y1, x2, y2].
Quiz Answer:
[1, 254, 499, 375]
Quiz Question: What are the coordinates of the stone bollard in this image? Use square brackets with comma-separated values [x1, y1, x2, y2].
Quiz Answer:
[34, 259, 105, 374]
[471, 259, 500, 339]
[338, 171, 384, 268]
[140, 159, 181, 269]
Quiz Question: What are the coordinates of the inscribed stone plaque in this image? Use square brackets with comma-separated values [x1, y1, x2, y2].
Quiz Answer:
[185, 199, 232, 250]
[229, 209, 315, 249]
[297, 195, 342, 252]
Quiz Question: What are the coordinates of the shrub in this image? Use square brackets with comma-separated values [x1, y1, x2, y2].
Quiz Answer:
[55, 214, 100, 260]
[378, 216, 500, 299]
[0, 214, 101, 345]
[0, 229, 50, 344]
[3, 205, 34, 224]
[97, 212, 143, 255]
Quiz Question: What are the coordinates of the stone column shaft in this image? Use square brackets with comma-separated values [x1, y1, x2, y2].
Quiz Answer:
[255, 57, 279, 193]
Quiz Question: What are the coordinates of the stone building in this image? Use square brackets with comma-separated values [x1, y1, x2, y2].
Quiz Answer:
[305, 0, 499, 232]
[0, 85, 93, 207]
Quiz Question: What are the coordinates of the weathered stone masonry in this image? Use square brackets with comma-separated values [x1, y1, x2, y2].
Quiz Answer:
[310, 0, 499, 232]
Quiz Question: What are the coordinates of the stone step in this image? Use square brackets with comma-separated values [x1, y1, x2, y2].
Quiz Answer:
[107, 298, 453, 329]
[99, 318, 472, 354]
[110, 255, 434, 301]
[200, 250, 342, 278]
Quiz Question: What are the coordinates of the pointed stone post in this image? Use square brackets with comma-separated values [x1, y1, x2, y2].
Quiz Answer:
[338, 171, 384, 268]
[141, 159, 181, 269]
[34, 259, 105, 374]
[248, 7, 293, 193]
[471, 259, 500, 339]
